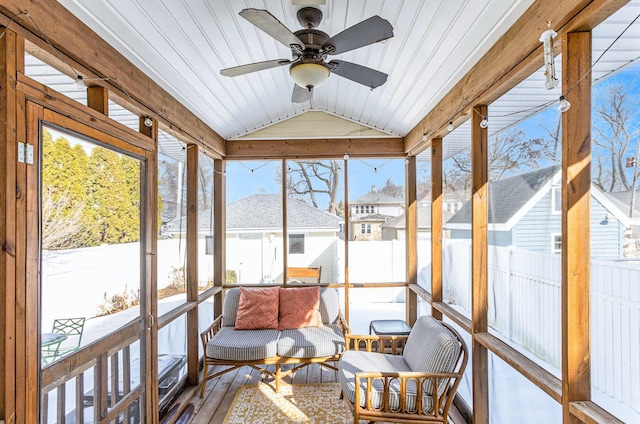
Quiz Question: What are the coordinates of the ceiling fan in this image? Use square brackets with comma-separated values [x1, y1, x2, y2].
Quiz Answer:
[220, 7, 394, 103]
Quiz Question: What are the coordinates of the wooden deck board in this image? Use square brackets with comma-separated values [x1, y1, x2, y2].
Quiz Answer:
[186, 363, 465, 424]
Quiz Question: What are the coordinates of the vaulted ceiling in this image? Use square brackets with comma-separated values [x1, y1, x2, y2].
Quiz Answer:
[34, 0, 640, 159]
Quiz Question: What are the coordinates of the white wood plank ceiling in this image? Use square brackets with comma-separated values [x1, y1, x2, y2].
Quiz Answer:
[54, 0, 534, 139]
[34, 0, 640, 160]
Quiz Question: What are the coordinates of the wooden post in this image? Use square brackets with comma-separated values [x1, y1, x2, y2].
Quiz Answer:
[282, 160, 288, 284]
[186, 145, 199, 386]
[561, 31, 591, 424]
[405, 156, 418, 326]
[140, 116, 159, 423]
[87, 86, 109, 115]
[213, 159, 225, 316]
[431, 138, 443, 321]
[0, 27, 20, 423]
[343, 158, 350, 324]
[471, 105, 489, 423]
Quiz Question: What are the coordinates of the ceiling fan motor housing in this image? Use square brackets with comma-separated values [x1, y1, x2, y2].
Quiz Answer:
[297, 7, 323, 29]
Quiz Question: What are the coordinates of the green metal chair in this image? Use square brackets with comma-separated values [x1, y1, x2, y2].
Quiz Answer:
[41, 317, 85, 365]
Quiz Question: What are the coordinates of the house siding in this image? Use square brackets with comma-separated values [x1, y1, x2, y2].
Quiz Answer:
[512, 192, 623, 258]
[450, 192, 624, 259]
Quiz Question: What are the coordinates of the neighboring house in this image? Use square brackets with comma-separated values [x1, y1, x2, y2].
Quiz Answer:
[381, 197, 454, 240]
[603, 190, 640, 237]
[446, 166, 635, 259]
[349, 187, 404, 240]
[225, 194, 341, 284]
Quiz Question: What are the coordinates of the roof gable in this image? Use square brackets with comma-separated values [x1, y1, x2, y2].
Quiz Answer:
[233, 111, 392, 140]
[351, 190, 404, 204]
[447, 166, 561, 227]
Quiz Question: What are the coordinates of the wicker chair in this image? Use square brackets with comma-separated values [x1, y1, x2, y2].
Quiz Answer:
[338, 315, 468, 423]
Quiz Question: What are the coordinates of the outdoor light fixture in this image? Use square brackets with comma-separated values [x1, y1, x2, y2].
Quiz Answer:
[144, 116, 153, 127]
[422, 133, 427, 142]
[480, 116, 489, 129]
[448, 122, 454, 132]
[558, 95, 571, 113]
[289, 61, 330, 90]
[74, 75, 86, 89]
[540, 22, 559, 90]
[343, 153, 350, 160]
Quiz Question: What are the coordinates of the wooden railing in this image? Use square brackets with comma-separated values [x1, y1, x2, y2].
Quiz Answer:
[41, 320, 145, 424]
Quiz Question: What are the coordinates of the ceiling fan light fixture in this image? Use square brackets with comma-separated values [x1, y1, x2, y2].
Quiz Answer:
[290, 62, 330, 89]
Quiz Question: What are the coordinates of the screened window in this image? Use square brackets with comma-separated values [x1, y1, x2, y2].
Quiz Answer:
[552, 233, 562, 253]
[289, 234, 305, 254]
[552, 186, 561, 214]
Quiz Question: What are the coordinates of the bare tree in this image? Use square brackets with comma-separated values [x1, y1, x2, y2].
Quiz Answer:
[378, 178, 404, 198]
[592, 84, 639, 192]
[42, 187, 93, 250]
[280, 160, 342, 216]
[443, 128, 556, 194]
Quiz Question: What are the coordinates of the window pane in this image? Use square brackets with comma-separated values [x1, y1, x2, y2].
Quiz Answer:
[416, 154, 432, 292]
[198, 153, 215, 293]
[285, 159, 342, 284]
[158, 129, 187, 310]
[442, 127, 472, 320]
[226, 161, 282, 284]
[41, 126, 142, 365]
[589, 56, 640, 421]
[485, 71, 563, 376]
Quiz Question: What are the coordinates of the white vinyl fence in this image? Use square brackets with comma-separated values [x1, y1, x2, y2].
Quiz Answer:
[442, 240, 640, 421]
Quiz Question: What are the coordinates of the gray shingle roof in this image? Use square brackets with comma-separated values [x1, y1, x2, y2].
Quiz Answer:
[227, 194, 341, 230]
[166, 194, 342, 232]
[447, 165, 560, 225]
[351, 190, 403, 204]
[603, 191, 640, 215]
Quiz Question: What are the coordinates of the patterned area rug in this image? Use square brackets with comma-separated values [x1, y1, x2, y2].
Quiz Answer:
[222, 383, 352, 423]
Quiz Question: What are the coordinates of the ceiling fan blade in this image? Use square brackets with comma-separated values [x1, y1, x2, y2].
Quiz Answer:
[329, 60, 388, 88]
[292, 84, 313, 103]
[240, 8, 305, 49]
[220, 59, 291, 77]
[322, 16, 393, 55]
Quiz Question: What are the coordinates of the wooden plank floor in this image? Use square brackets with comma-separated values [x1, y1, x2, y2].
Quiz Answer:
[185, 362, 466, 424]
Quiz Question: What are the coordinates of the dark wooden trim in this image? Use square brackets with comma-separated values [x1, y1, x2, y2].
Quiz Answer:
[474, 332, 562, 404]
[569, 401, 625, 424]
[18, 73, 154, 153]
[561, 30, 592, 424]
[431, 302, 472, 335]
[197, 286, 223, 304]
[186, 145, 199, 387]
[471, 105, 489, 423]
[430, 138, 443, 321]
[142, 124, 159, 423]
[157, 303, 197, 330]
[405, 156, 417, 326]
[226, 138, 404, 160]
[87, 86, 109, 116]
[213, 159, 225, 318]
[343, 159, 350, 324]
[24, 100, 40, 424]
[0, 27, 18, 423]
[282, 160, 288, 283]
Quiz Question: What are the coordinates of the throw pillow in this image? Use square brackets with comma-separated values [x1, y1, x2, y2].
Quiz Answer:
[278, 286, 323, 330]
[234, 286, 280, 330]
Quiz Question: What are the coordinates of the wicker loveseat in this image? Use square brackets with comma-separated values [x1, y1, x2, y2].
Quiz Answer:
[200, 286, 348, 396]
[338, 315, 468, 423]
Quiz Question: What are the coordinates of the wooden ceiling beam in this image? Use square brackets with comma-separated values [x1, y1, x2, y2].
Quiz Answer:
[0, 0, 226, 155]
[226, 138, 405, 160]
[404, 0, 629, 156]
